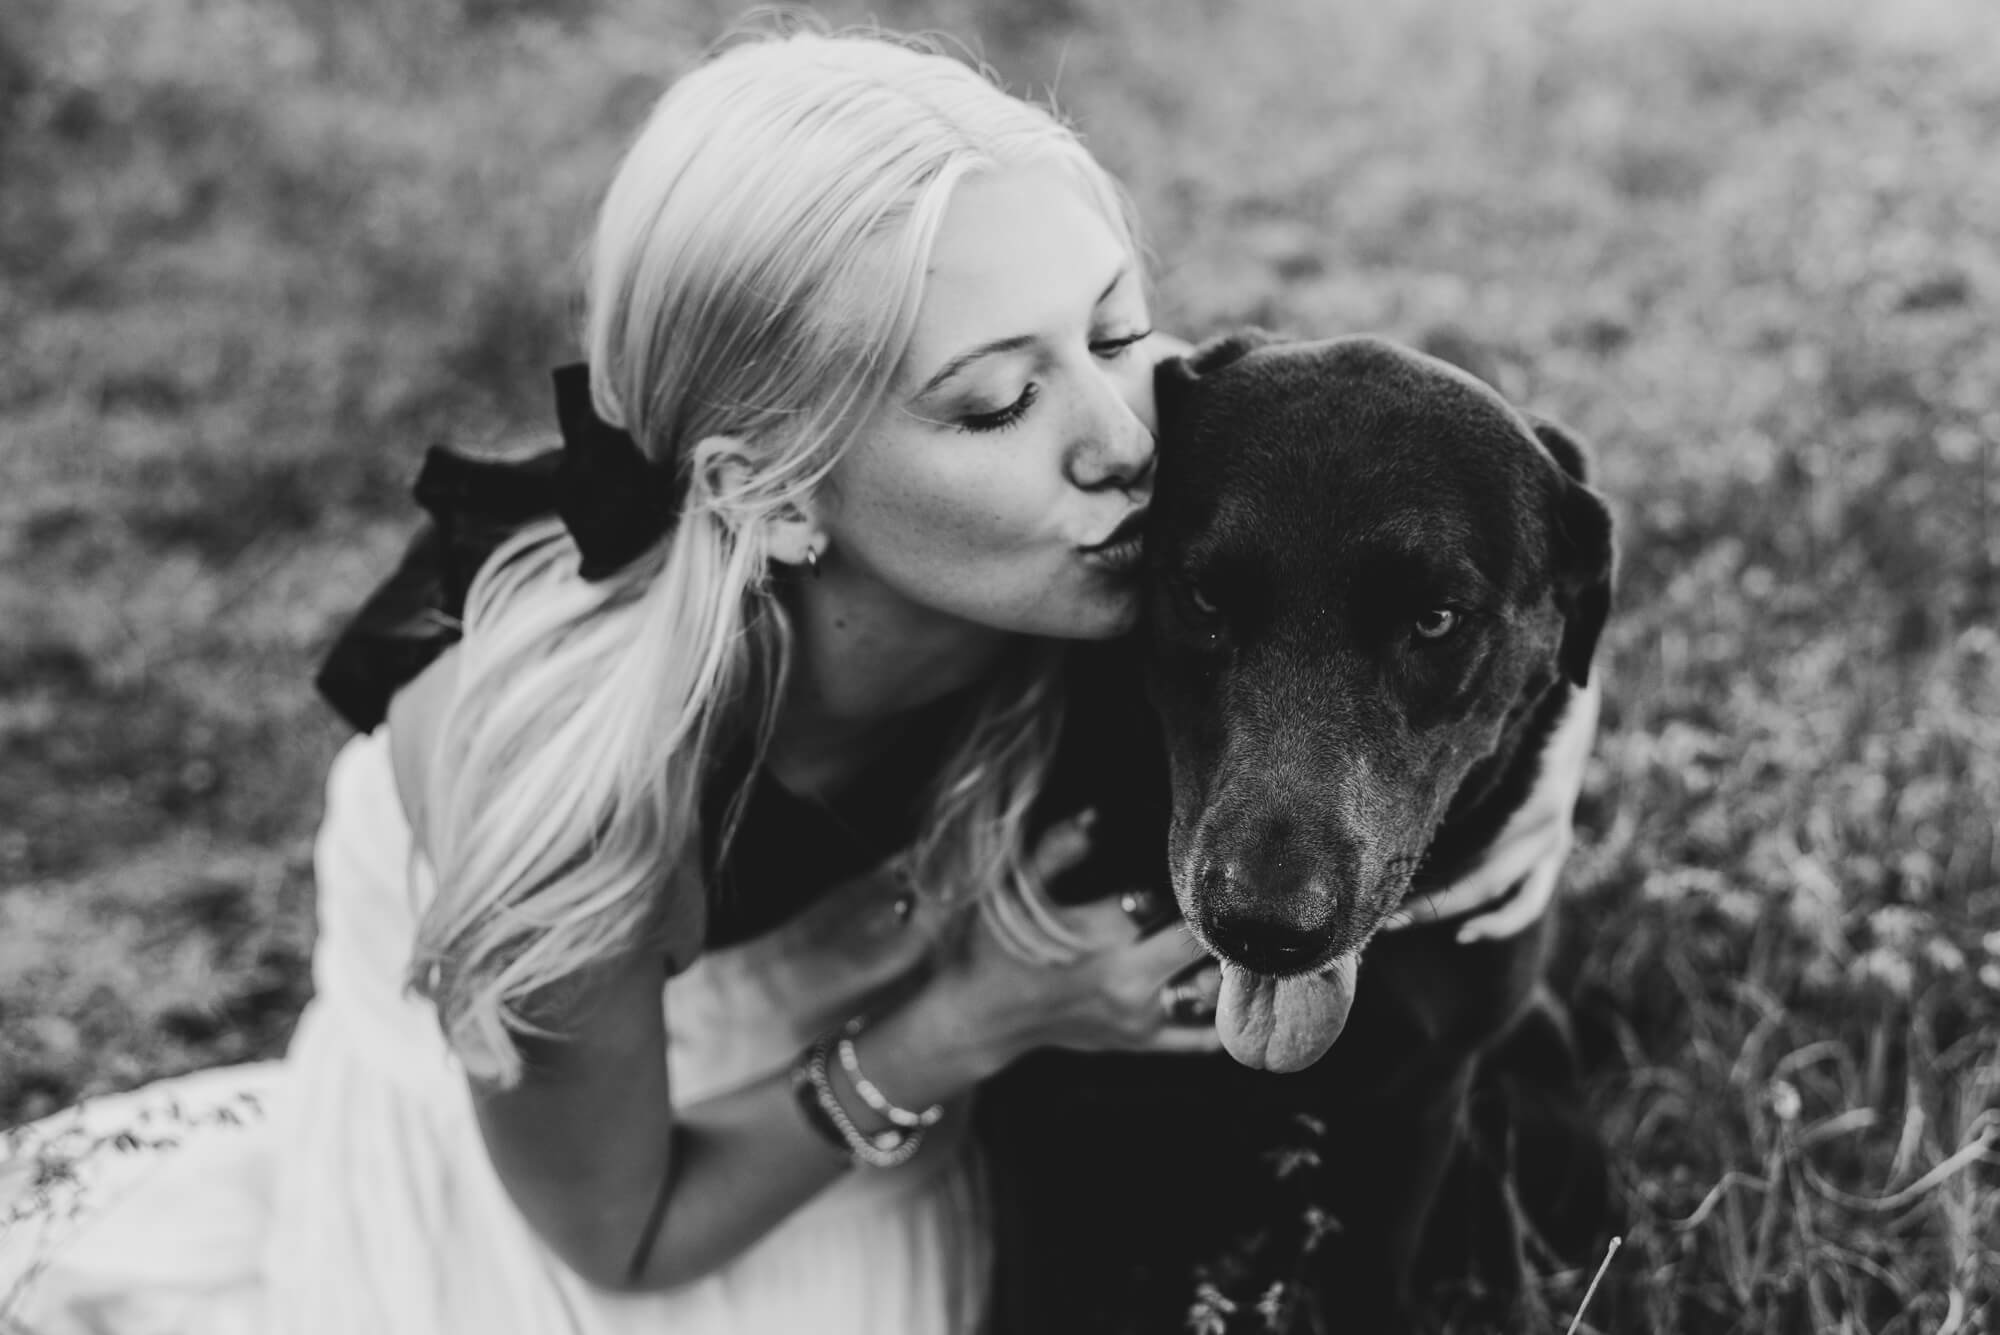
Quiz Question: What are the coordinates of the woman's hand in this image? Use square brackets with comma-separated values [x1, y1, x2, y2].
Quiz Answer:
[735, 854, 955, 1032]
[928, 811, 1225, 1073]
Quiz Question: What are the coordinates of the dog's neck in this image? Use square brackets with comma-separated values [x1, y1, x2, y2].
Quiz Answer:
[1411, 673, 1578, 895]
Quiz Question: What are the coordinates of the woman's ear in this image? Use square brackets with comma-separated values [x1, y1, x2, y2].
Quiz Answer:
[761, 500, 824, 569]
[693, 437, 826, 566]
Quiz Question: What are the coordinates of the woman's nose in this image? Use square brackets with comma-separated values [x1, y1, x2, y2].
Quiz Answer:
[1066, 358, 1157, 492]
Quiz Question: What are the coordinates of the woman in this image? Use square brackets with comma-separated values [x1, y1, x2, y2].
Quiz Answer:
[0, 24, 1224, 1335]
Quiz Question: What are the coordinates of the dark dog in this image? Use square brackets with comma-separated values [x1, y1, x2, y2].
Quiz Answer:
[977, 333, 1617, 1333]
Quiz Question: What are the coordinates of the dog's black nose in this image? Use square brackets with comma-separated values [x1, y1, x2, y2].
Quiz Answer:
[1205, 915, 1326, 976]
[1194, 849, 1339, 974]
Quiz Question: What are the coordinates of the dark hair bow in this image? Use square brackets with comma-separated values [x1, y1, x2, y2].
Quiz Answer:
[314, 362, 683, 732]
[549, 362, 688, 580]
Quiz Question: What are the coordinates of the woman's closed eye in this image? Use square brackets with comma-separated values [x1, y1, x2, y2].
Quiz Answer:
[1089, 327, 1152, 360]
[951, 324, 1150, 432]
[957, 383, 1039, 433]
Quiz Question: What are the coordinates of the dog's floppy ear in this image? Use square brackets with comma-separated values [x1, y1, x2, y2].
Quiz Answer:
[1155, 328, 1284, 422]
[1530, 416, 1615, 687]
[1530, 414, 1592, 485]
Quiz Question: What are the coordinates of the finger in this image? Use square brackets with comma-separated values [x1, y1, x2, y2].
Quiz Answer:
[1392, 876, 1493, 928]
[1116, 886, 1175, 936]
[1156, 964, 1221, 1030]
[1059, 886, 1179, 946]
[775, 860, 905, 946]
[1030, 808, 1097, 882]
[1457, 841, 1565, 943]
[1141, 1023, 1226, 1055]
[1388, 816, 1563, 929]
[1054, 889, 1157, 950]
[1135, 922, 1214, 981]
[1167, 962, 1222, 1006]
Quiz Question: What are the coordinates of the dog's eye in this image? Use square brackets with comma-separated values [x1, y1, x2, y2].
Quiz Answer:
[1171, 577, 1226, 644]
[1413, 608, 1459, 640]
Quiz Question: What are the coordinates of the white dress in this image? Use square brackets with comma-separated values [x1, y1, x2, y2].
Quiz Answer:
[0, 730, 989, 1335]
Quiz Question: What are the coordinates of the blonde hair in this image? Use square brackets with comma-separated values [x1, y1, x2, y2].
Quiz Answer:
[410, 24, 1144, 1084]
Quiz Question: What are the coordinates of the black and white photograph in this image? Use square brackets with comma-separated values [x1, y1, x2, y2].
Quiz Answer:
[2, 1, 1995, 1331]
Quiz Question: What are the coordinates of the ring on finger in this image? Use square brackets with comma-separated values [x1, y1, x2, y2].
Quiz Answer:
[890, 865, 920, 924]
[1160, 977, 1215, 1026]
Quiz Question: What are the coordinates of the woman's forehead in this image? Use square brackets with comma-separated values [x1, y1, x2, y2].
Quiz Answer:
[905, 164, 1136, 364]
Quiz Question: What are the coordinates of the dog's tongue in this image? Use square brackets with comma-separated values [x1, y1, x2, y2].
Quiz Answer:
[1216, 953, 1359, 1072]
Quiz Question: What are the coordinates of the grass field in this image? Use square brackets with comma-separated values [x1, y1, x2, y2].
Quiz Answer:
[2, 0, 1996, 1329]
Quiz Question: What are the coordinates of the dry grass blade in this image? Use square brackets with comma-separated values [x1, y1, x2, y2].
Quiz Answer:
[1564, 1235, 1621, 1335]
[1668, 1170, 1771, 1233]
[1799, 1114, 1999, 1215]
[1795, 1108, 1878, 1151]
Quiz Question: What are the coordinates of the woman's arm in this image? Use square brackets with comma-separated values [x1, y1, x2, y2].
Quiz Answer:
[388, 652, 870, 1290]
[604, 972, 1000, 1290]
[467, 953, 999, 1292]
[462, 854, 995, 1293]
[465, 869, 1213, 1292]
[467, 950, 684, 1290]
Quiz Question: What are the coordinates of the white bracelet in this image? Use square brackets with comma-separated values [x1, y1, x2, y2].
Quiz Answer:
[836, 1017, 945, 1130]
[806, 1035, 925, 1169]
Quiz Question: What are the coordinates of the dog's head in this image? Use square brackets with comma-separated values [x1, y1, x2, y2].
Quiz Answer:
[1147, 331, 1614, 1070]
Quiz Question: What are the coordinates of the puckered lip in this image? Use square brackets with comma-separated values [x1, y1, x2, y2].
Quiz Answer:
[1081, 507, 1149, 552]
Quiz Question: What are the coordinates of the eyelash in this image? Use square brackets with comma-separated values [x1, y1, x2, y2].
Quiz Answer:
[954, 328, 1153, 434]
[1091, 327, 1153, 359]
[958, 383, 1039, 434]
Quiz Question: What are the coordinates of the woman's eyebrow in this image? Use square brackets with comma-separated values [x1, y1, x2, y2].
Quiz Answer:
[912, 262, 1134, 398]
[1094, 262, 1131, 308]
[915, 334, 1037, 398]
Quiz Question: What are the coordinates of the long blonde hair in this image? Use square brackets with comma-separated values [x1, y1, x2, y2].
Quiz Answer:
[410, 25, 1144, 1085]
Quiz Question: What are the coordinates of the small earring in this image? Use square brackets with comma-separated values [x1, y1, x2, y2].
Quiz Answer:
[804, 546, 821, 579]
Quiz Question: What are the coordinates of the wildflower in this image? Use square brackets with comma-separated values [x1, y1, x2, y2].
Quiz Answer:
[1866, 904, 1930, 950]
[1922, 937, 1965, 973]
[1188, 1282, 1238, 1335]
[1850, 946, 1915, 998]
[1263, 1145, 1320, 1179]
[1256, 1280, 1291, 1330]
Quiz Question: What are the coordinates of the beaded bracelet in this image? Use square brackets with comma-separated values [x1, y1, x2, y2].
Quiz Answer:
[801, 1034, 926, 1169]
[836, 1017, 945, 1131]
[788, 1047, 853, 1164]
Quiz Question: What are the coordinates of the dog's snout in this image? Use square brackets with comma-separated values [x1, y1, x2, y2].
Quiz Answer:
[1205, 913, 1326, 976]
[1195, 852, 1340, 976]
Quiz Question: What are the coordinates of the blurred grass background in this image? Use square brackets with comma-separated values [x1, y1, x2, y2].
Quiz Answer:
[1, 0, 1995, 1328]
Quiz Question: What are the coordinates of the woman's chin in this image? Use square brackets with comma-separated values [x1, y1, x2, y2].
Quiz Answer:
[917, 564, 1142, 642]
[1029, 585, 1142, 641]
